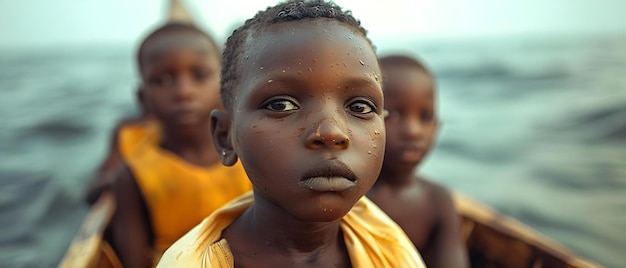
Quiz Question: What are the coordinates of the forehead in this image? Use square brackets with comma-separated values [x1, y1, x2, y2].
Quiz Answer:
[244, 19, 378, 78]
[140, 31, 215, 65]
[383, 66, 434, 95]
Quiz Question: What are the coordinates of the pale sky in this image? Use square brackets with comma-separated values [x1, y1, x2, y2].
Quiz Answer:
[1, 0, 625, 49]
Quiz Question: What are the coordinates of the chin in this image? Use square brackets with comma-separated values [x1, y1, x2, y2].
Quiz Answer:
[292, 197, 355, 222]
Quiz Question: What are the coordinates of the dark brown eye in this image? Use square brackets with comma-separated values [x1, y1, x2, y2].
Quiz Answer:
[421, 111, 434, 122]
[194, 70, 212, 81]
[149, 74, 174, 87]
[265, 99, 299, 112]
[348, 100, 375, 114]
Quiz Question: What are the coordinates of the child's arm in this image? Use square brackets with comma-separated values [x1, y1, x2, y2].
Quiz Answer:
[426, 186, 469, 268]
[84, 121, 127, 204]
[110, 166, 153, 268]
[84, 116, 147, 204]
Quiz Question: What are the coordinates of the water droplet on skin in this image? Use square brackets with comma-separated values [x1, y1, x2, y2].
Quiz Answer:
[359, 60, 365, 65]
[374, 74, 379, 81]
[282, 70, 286, 73]
[374, 130, 380, 135]
[308, 68, 313, 72]
[343, 63, 347, 67]
[267, 79, 273, 83]
[371, 144, 377, 148]
[297, 71, 302, 75]
[260, 67, 264, 70]
[368, 151, 372, 154]
[348, 36, 353, 40]
[323, 208, 327, 212]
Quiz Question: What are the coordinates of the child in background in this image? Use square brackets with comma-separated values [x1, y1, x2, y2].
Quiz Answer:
[84, 0, 197, 204]
[157, 1, 424, 267]
[367, 54, 469, 268]
[101, 1, 251, 266]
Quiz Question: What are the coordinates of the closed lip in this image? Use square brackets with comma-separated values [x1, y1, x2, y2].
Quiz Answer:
[172, 106, 198, 115]
[399, 143, 427, 153]
[299, 161, 357, 192]
[170, 107, 201, 121]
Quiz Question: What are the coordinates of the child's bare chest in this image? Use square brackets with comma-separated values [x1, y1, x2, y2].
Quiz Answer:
[369, 189, 438, 250]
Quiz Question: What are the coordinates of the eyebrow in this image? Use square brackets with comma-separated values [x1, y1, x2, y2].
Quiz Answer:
[145, 47, 212, 63]
[258, 74, 380, 88]
[342, 77, 380, 89]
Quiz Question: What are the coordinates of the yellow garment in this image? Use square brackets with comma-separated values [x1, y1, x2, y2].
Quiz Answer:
[157, 193, 425, 268]
[125, 142, 252, 257]
[117, 119, 161, 159]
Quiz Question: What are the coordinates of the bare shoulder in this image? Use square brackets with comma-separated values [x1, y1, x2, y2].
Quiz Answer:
[415, 176, 469, 268]
[415, 176, 455, 212]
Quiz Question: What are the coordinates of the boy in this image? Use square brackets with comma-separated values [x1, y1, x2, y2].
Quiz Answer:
[158, 1, 425, 267]
[367, 55, 469, 267]
[84, 0, 196, 204]
[107, 15, 251, 268]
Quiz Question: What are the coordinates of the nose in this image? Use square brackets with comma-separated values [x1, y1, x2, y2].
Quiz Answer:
[172, 75, 196, 102]
[402, 119, 425, 141]
[305, 117, 350, 150]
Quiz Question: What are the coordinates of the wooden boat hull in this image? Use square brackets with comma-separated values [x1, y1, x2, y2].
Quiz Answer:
[58, 191, 602, 268]
[58, 192, 121, 268]
[454, 192, 601, 268]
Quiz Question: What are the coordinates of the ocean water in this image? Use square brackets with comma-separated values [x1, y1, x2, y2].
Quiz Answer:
[1, 35, 625, 267]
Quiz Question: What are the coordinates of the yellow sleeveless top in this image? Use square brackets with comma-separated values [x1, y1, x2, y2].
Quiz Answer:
[117, 119, 161, 159]
[157, 193, 425, 268]
[123, 133, 252, 256]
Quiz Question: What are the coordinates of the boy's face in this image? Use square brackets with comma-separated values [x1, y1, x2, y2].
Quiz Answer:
[382, 66, 437, 171]
[228, 19, 385, 222]
[140, 31, 221, 128]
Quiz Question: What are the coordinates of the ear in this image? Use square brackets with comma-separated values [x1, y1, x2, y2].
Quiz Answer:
[210, 109, 238, 166]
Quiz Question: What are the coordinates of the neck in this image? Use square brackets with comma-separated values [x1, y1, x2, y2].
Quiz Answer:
[375, 164, 418, 189]
[244, 191, 343, 253]
[159, 122, 218, 167]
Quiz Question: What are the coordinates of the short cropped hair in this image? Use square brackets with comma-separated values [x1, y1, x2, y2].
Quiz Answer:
[220, 0, 372, 110]
[378, 55, 431, 76]
[136, 23, 220, 75]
